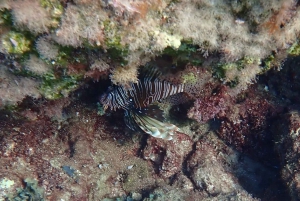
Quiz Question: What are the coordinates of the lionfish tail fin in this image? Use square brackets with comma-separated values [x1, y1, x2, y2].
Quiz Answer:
[129, 110, 179, 140]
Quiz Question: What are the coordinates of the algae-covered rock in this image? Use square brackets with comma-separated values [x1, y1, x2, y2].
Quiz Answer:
[6, 178, 44, 201]
[1, 31, 31, 54]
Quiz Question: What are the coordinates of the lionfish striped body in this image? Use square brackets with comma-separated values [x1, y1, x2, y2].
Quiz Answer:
[100, 68, 184, 140]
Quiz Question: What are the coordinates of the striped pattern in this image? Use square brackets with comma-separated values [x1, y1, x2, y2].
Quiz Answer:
[100, 86, 130, 111]
[100, 68, 184, 140]
[128, 110, 179, 140]
[100, 79, 185, 111]
[128, 79, 185, 109]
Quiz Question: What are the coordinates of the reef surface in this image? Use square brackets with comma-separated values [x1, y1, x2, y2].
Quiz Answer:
[1, 0, 300, 200]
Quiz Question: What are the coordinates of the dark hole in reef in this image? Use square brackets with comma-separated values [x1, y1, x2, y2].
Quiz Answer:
[233, 151, 288, 201]
[0, 52, 6, 60]
[168, 101, 194, 126]
[259, 55, 300, 107]
[74, 79, 133, 139]
[74, 79, 111, 106]
[280, 23, 284, 29]
[226, 57, 300, 200]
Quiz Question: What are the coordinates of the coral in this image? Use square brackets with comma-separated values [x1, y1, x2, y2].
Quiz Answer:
[0, 101, 157, 200]
[1, 0, 298, 90]
[110, 65, 139, 86]
[0, 65, 40, 107]
[227, 62, 262, 97]
[107, 0, 161, 18]
[35, 36, 59, 60]
[53, 3, 106, 47]
[9, 0, 62, 34]
[187, 86, 229, 123]
[173, 1, 271, 61]
[90, 58, 110, 72]
[84, 58, 111, 81]
[0, 74, 292, 200]
[1, 1, 300, 200]
[24, 55, 51, 75]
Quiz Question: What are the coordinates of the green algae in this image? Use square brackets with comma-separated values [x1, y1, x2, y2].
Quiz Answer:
[163, 42, 203, 66]
[1, 31, 31, 54]
[40, 71, 81, 100]
[181, 72, 198, 84]
[214, 56, 260, 80]
[288, 41, 300, 56]
[40, 0, 63, 29]
[103, 20, 129, 65]
[0, 8, 13, 26]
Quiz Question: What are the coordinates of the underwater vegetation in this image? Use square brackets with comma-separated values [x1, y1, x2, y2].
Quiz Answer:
[1, 0, 300, 200]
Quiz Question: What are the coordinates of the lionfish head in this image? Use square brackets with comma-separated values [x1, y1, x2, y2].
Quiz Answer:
[99, 87, 114, 111]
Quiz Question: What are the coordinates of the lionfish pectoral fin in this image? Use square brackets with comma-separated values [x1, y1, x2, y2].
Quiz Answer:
[130, 111, 179, 140]
[124, 110, 140, 131]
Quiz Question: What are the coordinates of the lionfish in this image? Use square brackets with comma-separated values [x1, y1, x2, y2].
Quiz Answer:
[100, 67, 189, 140]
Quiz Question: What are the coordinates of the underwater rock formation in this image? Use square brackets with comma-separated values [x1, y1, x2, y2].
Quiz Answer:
[0, 91, 286, 200]
[1, 0, 300, 200]
[273, 111, 300, 201]
[143, 132, 193, 178]
[0, 0, 299, 92]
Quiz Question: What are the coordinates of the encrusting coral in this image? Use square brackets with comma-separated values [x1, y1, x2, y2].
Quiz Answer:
[8, 0, 62, 34]
[1, 0, 300, 92]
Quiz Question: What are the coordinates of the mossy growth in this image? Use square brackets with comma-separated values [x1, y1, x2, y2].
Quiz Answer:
[261, 54, 275, 73]
[288, 41, 300, 56]
[103, 20, 123, 49]
[6, 178, 44, 201]
[103, 20, 129, 65]
[162, 42, 203, 66]
[54, 46, 78, 66]
[1, 31, 31, 54]
[213, 63, 232, 80]
[40, 0, 63, 18]
[213, 56, 259, 80]
[1, 9, 38, 58]
[40, 71, 81, 100]
[46, 45, 90, 69]
[0, 8, 13, 26]
[39, 0, 64, 29]
[181, 72, 198, 84]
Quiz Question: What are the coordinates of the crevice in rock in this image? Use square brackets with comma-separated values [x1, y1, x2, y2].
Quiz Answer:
[181, 141, 198, 190]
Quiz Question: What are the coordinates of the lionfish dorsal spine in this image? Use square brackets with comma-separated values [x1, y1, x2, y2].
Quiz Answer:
[100, 67, 187, 140]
